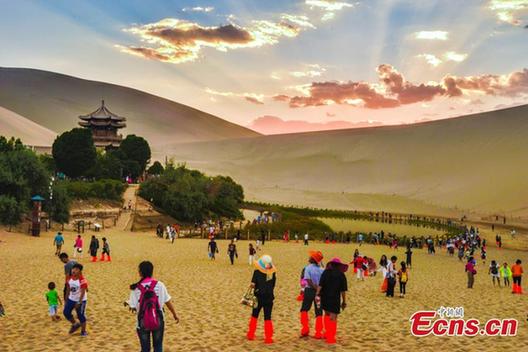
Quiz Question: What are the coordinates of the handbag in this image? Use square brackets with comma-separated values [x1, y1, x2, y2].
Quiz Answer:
[240, 288, 258, 308]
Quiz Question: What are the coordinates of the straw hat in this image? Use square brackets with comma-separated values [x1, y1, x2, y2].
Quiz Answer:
[326, 257, 349, 273]
[309, 250, 324, 264]
[254, 254, 277, 274]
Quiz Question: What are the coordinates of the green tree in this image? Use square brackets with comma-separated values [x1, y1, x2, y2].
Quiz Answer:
[52, 128, 96, 178]
[88, 150, 123, 180]
[147, 161, 164, 176]
[118, 135, 151, 177]
[0, 195, 23, 230]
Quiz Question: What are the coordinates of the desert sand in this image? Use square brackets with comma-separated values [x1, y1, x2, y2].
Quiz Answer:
[160, 104, 528, 219]
[1, 227, 527, 352]
[0, 106, 56, 146]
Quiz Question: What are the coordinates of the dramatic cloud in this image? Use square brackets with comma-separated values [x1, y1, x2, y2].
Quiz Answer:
[305, 0, 354, 21]
[182, 6, 214, 13]
[275, 65, 528, 109]
[418, 51, 468, 67]
[489, 0, 528, 25]
[247, 115, 383, 134]
[119, 15, 313, 63]
[413, 31, 448, 40]
[205, 88, 265, 105]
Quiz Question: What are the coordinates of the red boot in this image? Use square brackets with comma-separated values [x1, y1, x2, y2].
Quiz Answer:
[325, 317, 336, 344]
[107, 255, 112, 262]
[246, 316, 258, 340]
[300, 311, 310, 337]
[264, 320, 274, 344]
[91, 256, 96, 262]
[314, 315, 324, 339]
[100, 254, 105, 261]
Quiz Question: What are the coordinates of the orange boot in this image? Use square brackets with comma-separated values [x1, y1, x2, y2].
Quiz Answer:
[100, 253, 105, 261]
[107, 255, 112, 262]
[512, 283, 517, 294]
[314, 315, 324, 339]
[518, 284, 523, 294]
[246, 316, 258, 340]
[91, 256, 96, 262]
[264, 320, 274, 344]
[325, 316, 336, 344]
[300, 311, 310, 337]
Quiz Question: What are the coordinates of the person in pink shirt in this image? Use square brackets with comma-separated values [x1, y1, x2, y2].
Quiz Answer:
[73, 235, 83, 259]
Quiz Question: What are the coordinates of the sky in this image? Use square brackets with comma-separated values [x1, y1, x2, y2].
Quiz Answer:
[1, 0, 527, 134]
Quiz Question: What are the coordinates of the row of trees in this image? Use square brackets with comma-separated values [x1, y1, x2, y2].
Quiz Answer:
[51, 128, 152, 180]
[139, 164, 244, 223]
[0, 137, 69, 228]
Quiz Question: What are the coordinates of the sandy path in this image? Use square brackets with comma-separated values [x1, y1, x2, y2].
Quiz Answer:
[116, 185, 138, 231]
[0, 228, 527, 351]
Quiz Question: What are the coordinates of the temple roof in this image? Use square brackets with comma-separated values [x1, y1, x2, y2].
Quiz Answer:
[78, 100, 127, 123]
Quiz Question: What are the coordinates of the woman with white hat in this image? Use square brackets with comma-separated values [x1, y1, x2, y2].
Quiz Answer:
[246, 254, 276, 344]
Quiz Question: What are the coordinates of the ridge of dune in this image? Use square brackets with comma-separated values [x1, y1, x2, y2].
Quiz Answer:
[0, 106, 56, 146]
[0, 67, 260, 146]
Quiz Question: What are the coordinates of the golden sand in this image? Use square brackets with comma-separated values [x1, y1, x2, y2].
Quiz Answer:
[0, 228, 527, 351]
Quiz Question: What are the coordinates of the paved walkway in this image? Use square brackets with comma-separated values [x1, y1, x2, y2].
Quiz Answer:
[116, 184, 138, 231]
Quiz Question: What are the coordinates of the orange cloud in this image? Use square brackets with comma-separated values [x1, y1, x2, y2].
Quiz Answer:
[275, 65, 528, 109]
[119, 16, 313, 63]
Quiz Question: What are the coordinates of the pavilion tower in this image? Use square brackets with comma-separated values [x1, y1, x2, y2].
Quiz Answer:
[78, 100, 126, 149]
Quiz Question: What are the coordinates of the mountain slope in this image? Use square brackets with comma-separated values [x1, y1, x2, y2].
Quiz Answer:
[160, 104, 528, 216]
[0, 67, 259, 145]
[0, 106, 56, 146]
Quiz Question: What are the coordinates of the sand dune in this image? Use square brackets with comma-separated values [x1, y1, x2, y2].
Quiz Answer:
[0, 228, 526, 351]
[0, 67, 260, 145]
[0, 106, 56, 146]
[160, 105, 528, 217]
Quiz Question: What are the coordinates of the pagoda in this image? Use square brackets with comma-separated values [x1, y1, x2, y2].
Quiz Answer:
[78, 100, 126, 149]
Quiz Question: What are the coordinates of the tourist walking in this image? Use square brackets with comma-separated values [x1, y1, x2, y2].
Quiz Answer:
[208, 238, 218, 260]
[299, 251, 324, 339]
[489, 260, 500, 287]
[511, 259, 523, 294]
[465, 257, 477, 289]
[304, 233, 309, 246]
[227, 240, 238, 265]
[379, 255, 388, 293]
[397, 262, 409, 298]
[46, 282, 62, 321]
[248, 243, 256, 265]
[63, 263, 89, 336]
[246, 255, 276, 344]
[59, 253, 77, 300]
[127, 261, 179, 352]
[53, 232, 64, 256]
[500, 262, 512, 287]
[405, 244, 412, 268]
[73, 235, 83, 259]
[386, 256, 398, 297]
[89, 236, 99, 262]
[316, 257, 348, 344]
[101, 237, 111, 261]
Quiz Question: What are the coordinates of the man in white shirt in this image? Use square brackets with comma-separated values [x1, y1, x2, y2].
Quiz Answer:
[385, 256, 398, 297]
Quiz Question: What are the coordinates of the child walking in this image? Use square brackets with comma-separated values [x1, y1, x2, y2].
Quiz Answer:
[46, 282, 62, 321]
[397, 262, 409, 298]
[248, 243, 256, 265]
[73, 235, 83, 259]
[500, 262, 512, 287]
[488, 260, 500, 287]
[101, 237, 111, 261]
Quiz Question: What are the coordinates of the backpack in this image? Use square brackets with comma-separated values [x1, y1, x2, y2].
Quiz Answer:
[138, 280, 162, 331]
[400, 270, 408, 283]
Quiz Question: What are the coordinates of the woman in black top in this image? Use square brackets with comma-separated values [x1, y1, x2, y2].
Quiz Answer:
[227, 240, 238, 265]
[316, 257, 348, 344]
[246, 255, 276, 344]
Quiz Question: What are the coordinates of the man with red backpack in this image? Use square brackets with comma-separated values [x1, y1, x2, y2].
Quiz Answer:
[127, 261, 179, 352]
